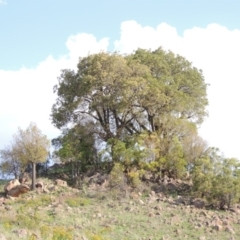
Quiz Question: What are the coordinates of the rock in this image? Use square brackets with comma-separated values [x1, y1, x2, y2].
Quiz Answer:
[7, 184, 30, 197]
[6, 195, 17, 200]
[88, 173, 108, 185]
[199, 211, 208, 217]
[55, 179, 68, 187]
[0, 234, 7, 240]
[130, 192, 139, 199]
[212, 224, 223, 231]
[229, 208, 240, 214]
[4, 179, 20, 193]
[13, 229, 28, 238]
[5, 205, 12, 211]
[36, 181, 44, 189]
[150, 190, 156, 196]
[223, 219, 230, 226]
[148, 212, 154, 217]
[59, 173, 69, 180]
[125, 206, 133, 211]
[19, 172, 31, 183]
[175, 196, 186, 205]
[174, 228, 181, 236]
[191, 198, 205, 209]
[0, 197, 6, 205]
[161, 236, 169, 240]
[170, 215, 180, 225]
[43, 187, 50, 193]
[154, 205, 162, 211]
[211, 217, 223, 227]
[225, 226, 235, 234]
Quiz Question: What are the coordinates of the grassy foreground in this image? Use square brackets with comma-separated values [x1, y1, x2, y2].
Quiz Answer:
[0, 179, 240, 240]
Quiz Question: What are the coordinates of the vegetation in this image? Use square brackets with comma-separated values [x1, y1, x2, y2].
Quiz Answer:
[49, 49, 240, 207]
[0, 122, 50, 189]
[52, 123, 98, 178]
[1, 48, 240, 239]
[0, 179, 240, 240]
[51, 49, 208, 173]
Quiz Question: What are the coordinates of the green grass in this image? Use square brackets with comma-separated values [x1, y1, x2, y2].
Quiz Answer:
[0, 178, 240, 240]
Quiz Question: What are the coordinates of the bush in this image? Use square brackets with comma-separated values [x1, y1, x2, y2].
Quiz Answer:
[127, 171, 141, 188]
[109, 163, 126, 188]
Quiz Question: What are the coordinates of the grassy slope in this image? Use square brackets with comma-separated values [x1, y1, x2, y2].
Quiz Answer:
[0, 179, 239, 240]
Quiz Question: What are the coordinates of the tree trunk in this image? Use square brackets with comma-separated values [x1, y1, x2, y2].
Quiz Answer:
[32, 162, 36, 190]
[71, 160, 74, 179]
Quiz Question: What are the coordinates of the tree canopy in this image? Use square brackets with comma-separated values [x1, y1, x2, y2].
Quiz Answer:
[52, 49, 208, 134]
[51, 48, 208, 175]
[0, 122, 50, 189]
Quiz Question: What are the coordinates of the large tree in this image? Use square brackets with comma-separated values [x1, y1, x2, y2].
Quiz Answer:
[51, 48, 208, 170]
[12, 122, 50, 190]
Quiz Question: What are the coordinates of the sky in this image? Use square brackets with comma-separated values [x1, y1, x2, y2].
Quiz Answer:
[0, 0, 240, 159]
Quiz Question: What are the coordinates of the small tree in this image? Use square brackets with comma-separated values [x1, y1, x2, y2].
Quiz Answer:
[52, 123, 98, 178]
[13, 122, 50, 190]
[0, 143, 26, 178]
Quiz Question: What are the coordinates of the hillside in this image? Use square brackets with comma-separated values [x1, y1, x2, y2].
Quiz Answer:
[0, 175, 240, 240]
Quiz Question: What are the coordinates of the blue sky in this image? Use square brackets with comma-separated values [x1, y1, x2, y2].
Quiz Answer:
[1, 0, 240, 159]
[1, 0, 239, 69]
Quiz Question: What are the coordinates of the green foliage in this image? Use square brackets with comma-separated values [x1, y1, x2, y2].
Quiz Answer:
[211, 158, 240, 207]
[109, 162, 126, 188]
[16, 213, 38, 229]
[14, 194, 53, 207]
[51, 49, 208, 149]
[0, 122, 50, 189]
[191, 156, 215, 198]
[52, 226, 73, 240]
[13, 122, 50, 164]
[129, 48, 208, 125]
[48, 48, 240, 207]
[28, 234, 38, 240]
[65, 196, 91, 207]
[40, 225, 51, 239]
[50, 48, 211, 194]
[0, 145, 25, 178]
[40, 225, 73, 240]
[52, 123, 98, 176]
[3, 222, 12, 231]
[86, 233, 107, 240]
[109, 136, 145, 167]
[127, 170, 141, 188]
[191, 147, 240, 207]
[163, 136, 187, 178]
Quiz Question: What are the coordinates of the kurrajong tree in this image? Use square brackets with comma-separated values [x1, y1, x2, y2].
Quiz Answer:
[51, 48, 208, 176]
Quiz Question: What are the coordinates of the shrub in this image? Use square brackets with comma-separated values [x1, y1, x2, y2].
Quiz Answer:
[127, 171, 141, 188]
[65, 196, 91, 207]
[109, 163, 126, 188]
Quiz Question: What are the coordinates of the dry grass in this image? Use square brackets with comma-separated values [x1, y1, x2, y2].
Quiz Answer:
[0, 179, 240, 240]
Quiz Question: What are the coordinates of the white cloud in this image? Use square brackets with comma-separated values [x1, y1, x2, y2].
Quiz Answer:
[114, 21, 181, 54]
[0, 34, 109, 149]
[66, 33, 109, 67]
[1, 21, 240, 159]
[0, 0, 7, 5]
